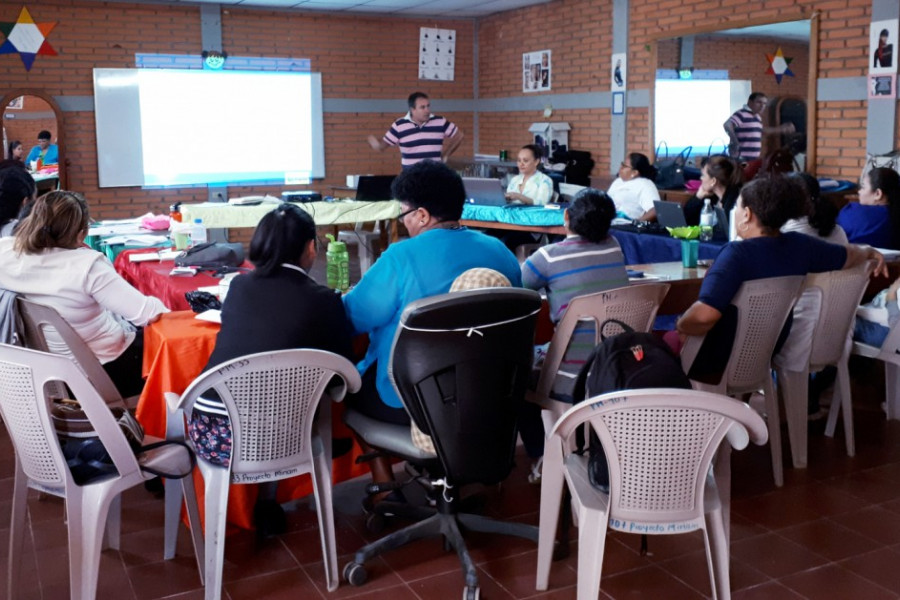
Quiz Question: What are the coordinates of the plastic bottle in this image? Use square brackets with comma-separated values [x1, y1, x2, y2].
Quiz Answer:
[699, 199, 715, 241]
[169, 202, 182, 223]
[191, 218, 208, 245]
[35, 156, 43, 172]
[325, 233, 350, 293]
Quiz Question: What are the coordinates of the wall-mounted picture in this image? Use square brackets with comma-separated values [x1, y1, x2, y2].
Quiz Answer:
[419, 27, 455, 81]
[611, 52, 627, 91]
[7, 96, 23, 110]
[523, 50, 551, 93]
[870, 18, 898, 75]
[869, 73, 896, 99]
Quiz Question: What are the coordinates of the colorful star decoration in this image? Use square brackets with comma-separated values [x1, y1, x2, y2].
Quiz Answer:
[765, 47, 794, 84]
[0, 7, 57, 71]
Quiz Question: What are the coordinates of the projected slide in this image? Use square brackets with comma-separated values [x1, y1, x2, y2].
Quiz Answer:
[93, 68, 324, 188]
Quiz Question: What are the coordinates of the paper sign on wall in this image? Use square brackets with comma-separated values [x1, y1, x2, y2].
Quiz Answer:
[419, 28, 455, 81]
[523, 50, 551, 93]
[869, 19, 898, 99]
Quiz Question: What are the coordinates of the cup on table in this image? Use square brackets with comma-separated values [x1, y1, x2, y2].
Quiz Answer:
[680, 239, 699, 268]
[29, 160, 38, 172]
[173, 231, 190, 251]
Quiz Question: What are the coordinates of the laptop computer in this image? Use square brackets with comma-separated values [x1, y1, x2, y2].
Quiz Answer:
[462, 177, 508, 206]
[355, 175, 396, 201]
[653, 200, 688, 228]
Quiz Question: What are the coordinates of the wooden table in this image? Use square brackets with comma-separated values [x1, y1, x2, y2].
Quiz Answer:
[628, 262, 709, 315]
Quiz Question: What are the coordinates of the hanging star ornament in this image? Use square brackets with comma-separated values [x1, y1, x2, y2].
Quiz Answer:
[0, 7, 57, 71]
[765, 47, 794, 84]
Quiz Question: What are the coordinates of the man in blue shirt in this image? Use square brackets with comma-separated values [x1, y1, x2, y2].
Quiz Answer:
[25, 130, 59, 167]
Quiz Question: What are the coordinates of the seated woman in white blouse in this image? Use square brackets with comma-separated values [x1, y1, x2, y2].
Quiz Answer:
[606, 152, 660, 221]
[0, 190, 168, 396]
[505, 144, 554, 205]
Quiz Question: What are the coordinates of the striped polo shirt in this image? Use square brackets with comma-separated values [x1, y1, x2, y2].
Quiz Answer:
[383, 113, 458, 167]
[522, 235, 629, 401]
[727, 105, 763, 160]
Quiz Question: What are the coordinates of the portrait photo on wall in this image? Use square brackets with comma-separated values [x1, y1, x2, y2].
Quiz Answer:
[611, 52, 627, 91]
[870, 19, 898, 75]
[523, 50, 551, 93]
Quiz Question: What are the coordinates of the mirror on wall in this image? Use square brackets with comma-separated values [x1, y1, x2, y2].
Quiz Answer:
[1, 90, 66, 191]
[652, 17, 817, 172]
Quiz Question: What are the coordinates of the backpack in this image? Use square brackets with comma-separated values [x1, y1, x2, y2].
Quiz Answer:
[174, 242, 244, 271]
[572, 319, 692, 491]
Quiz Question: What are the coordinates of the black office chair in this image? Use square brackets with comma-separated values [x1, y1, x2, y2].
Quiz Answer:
[343, 287, 542, 600]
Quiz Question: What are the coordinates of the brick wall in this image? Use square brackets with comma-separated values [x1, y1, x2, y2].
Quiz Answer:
[1, 0, 897, 222]
[0, 2, 474, 219]
[2, 95, 58, 153]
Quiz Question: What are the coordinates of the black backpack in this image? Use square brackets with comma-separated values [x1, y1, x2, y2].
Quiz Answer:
[572, 319, 692, 491]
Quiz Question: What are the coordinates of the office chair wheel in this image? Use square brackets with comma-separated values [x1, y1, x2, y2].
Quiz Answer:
[343, 561, 368, 586]
[365, 512, 386, 534]
[463, 585, 480, 600]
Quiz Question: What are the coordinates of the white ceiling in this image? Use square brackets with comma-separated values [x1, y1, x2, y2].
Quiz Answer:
[121, 0, 553, 18]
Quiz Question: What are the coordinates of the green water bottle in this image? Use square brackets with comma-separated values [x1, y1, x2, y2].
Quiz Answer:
[325, 233, 350, 293]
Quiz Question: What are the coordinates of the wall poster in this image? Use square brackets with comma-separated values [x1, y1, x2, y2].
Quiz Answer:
[419, 28, 455, 81]
[523, 50, 551, 93]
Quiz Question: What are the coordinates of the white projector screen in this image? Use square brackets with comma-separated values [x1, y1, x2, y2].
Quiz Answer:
[93, 68, 325, 188]
[654, 79, 752, 156]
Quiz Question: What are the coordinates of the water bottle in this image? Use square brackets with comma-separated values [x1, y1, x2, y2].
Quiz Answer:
[700, 199, 715, 242]
[325, 233, 350, 293]
[191, 218, 208, 245]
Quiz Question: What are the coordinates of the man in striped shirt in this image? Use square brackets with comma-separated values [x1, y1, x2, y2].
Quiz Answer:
[367, 92, 464, 168]
[724, 93, 767, 161]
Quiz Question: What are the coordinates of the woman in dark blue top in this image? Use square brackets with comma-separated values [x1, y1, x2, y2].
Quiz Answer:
[677, 174, 886, 382]
[837, 167, 900, 249]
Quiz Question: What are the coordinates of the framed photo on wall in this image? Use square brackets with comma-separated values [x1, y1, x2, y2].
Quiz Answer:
[523, 50, 551, 93]
[870, 19, 898, 76]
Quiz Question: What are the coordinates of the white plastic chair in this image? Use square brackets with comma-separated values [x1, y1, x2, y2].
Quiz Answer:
[535, 388, 767, 600]
[681, 275, 805, 487]
[16, 297, 203, 563]
[339, 225, 382, 275]
[528, 283, 671, 429]
[167, 349, 361, 600]
[852, 307, 900, 422]
[0, 344, 200, 600]
[774, 263, 874, 467]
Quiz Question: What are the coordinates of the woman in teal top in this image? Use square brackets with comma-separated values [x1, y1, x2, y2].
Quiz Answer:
[343, 161, 521, 492]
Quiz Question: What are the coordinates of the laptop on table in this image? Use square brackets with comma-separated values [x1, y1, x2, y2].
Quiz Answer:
[653, 200, 688, 228]
[355, 175, 397, 201]
[462, 177, 508, 206]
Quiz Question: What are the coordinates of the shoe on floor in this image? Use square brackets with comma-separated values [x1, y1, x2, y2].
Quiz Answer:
[527, 457, 543, 485]
[362, 489, 406, 516]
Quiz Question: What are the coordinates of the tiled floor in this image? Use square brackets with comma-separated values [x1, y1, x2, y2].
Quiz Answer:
[2, 354, 900, 599]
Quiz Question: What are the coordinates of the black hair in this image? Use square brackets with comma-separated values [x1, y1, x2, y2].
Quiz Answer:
[739, 174, 806, 233]
[867, 167, 900, 249]
[248, 203, 317, 276]
[37, 130, 51, 141]
[7, 141, 22, 160]
[880, 29, 889, 38]
[567, 188, 616, 243]
[627, 152, 657, 180]
[520, 144, 543, 160]
[792, 172, 839, 238]
[0, 166, 36, 228]
[748, 92, 767, 103]
[391, 161, 464, 222]
[407, 91, 429, 109]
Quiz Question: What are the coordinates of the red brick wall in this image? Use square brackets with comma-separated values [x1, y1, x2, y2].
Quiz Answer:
[0, 2, 474, 219]
[657, 37, 810, 99]
[2, 95, 58, 153]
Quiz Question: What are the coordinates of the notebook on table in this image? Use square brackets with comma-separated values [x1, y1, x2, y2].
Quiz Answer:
[462, 177, 508, 206]
[355, 175, 397, 201]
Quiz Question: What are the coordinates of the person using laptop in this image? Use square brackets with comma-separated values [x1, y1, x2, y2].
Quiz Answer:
[366, 91, 464, 169]
[607, 152, 660, 221]
[505, 144, 554, 206]
[682, 155, 743, 226]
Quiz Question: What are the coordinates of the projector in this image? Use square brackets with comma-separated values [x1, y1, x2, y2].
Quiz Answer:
[282, 191, 322, 203]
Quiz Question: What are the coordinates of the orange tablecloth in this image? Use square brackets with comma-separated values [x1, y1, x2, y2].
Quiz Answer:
[114, 249, 249, 311]
[137, 311, 370, 530]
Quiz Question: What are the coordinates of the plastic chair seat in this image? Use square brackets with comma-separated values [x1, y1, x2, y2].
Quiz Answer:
[535, 389, 768, 600]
